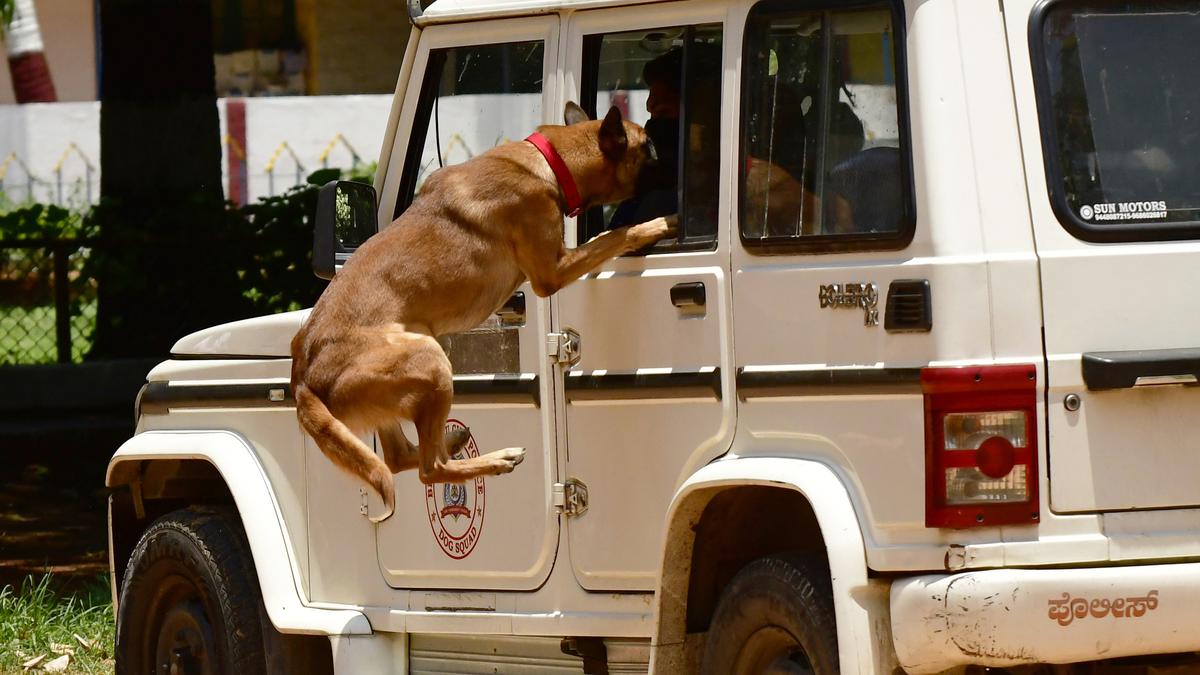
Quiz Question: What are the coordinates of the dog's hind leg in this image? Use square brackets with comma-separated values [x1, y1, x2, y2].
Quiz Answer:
[413, 382, 526, 485]
[325, 328, 522, 486]
[380, 421, 472, 473]
[388, 341, 525, 485]
[379, 422, 420, 473]
[296, 384, 396, 522]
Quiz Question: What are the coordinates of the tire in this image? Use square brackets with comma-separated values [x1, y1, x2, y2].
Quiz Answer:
[116, 507, 269, 675]
[700, 554, 839, 675]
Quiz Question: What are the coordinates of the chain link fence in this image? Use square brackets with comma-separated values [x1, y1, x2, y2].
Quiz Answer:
[0, 238, 97, 365]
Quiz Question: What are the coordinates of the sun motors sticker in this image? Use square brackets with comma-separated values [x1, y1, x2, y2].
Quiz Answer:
[1079, 201, 1167, 221]
[425, 419, 485, 559]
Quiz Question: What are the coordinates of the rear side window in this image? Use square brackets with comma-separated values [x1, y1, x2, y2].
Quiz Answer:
[739, 0, 913, 253]
[1033, 1, 1200, 241]
[396, 41, 544, 216]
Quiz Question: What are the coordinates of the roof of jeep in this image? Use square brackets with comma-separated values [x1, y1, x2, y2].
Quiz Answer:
[416, 0, 663, 24]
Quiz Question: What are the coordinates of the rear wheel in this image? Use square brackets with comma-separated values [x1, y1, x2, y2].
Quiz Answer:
[116, 507, 267, 675]
[700, 554, 839, 675]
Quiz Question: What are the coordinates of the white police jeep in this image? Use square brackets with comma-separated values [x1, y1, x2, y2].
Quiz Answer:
[107, 0, 1200, 672]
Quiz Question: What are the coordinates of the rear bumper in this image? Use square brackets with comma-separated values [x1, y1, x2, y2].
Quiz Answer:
[891, 561, 1198, 673]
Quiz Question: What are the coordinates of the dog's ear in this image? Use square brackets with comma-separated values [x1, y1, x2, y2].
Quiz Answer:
[564, 101, 590, 126]
[598, 106, 628, 160]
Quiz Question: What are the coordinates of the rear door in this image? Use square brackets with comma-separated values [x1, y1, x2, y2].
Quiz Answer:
[729, 0, 1041, 541]
[555, 1, 735, 591]
[1013, 0, 1200, 512]
[372, 18, 562, 590]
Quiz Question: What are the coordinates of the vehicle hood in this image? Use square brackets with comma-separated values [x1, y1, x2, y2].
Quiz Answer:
[170, 309, 310, 358]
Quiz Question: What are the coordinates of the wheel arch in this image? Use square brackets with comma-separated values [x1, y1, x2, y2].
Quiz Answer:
[106, 429, 371, 637]
[652, 457, 888, 674]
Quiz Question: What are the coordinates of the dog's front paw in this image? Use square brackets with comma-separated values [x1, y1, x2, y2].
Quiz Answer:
[484, 447, 526, 475]
[629, 214, 679, 248]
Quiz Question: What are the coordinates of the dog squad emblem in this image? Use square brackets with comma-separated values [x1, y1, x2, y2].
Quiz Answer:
[425, 419, 485, 559]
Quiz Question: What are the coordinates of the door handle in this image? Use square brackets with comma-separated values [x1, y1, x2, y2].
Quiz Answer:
[670, 282, 706, 308]
[1081, 348, 1200, 389]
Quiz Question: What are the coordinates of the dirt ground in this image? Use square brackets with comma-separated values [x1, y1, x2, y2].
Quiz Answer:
[0, 443, 112, 594]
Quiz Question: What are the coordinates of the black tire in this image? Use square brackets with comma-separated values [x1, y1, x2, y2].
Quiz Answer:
[701, 554, 839, 675]
[116, 507, 269, 675]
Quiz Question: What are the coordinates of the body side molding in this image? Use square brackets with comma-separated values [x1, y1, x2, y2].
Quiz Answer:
[736, 366, 922, 398]
[138, 374, 542, 415]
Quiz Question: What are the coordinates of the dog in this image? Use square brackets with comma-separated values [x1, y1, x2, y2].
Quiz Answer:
[291, 102, 677, 521]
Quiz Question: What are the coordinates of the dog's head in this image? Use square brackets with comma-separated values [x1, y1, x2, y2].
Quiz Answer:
[560, 101, 662, 205]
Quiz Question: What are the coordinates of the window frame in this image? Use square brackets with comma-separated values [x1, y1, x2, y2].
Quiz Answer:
[1028, 0, 1200, 243]
[578, 22, 725, 254]
[378, 18, 558, 223]
[394, 48, 449, 219]
[737, 0, 916, 256]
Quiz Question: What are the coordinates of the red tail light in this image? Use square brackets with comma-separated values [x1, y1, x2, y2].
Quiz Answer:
[922, 365, 1039, 528]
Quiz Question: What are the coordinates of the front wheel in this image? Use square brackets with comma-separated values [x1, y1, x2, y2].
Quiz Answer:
[115, 507, 268, 675]
[700, 554, 839, 675]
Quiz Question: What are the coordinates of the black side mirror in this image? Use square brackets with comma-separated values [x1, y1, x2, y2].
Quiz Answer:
[314, 180, 379, 280]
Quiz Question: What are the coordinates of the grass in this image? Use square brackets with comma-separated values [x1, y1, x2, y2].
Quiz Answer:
[0, 575, 113, 673]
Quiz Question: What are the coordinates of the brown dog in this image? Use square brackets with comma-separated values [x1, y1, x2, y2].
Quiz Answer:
[291, 102, 677, 521]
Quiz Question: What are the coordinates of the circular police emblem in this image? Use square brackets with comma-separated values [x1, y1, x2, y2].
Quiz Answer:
[1080, 204, 1094, 220]
[425, 419, 485, 559]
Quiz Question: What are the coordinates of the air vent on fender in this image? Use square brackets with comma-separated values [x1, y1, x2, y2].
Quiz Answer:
[885, 279, 932, 333]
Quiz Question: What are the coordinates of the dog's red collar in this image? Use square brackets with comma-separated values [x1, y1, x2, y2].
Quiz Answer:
[525, 132, 583, 218]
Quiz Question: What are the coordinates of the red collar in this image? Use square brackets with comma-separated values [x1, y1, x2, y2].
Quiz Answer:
[525, 132, 583, 218]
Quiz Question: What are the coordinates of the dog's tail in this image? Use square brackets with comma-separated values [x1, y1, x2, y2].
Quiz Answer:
[294, 383, 395, 522]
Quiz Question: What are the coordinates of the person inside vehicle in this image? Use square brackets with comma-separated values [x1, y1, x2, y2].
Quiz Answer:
[608, 48, 682, 228]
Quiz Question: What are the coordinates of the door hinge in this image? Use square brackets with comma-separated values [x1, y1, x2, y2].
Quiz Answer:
[553, 478, 589, 517]
[547, 328, 582, 366]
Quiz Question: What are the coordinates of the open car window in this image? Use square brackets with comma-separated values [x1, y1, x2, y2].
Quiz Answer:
[1033, 0, 1200, 241]
[580, 24, 723, 253]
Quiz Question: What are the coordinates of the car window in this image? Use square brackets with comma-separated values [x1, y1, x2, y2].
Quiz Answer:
[1034, 1, 1200, 241]
[580, 24, 723, 253]
[397, 40, 544, 215]
[739, 1, 912, 251]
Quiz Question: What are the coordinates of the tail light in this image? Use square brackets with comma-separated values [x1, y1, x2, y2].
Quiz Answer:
[922, 365, 1039, 528]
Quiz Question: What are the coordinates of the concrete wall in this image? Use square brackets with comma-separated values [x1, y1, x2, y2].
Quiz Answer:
[0, 101, 100, 205]
[0, 0, 97, 104]
[233, 94, 393, 200]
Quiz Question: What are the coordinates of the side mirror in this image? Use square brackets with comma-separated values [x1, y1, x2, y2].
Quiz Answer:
[314, 180, 379, 280]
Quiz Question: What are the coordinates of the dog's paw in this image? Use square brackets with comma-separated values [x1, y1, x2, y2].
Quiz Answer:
[629, 214, 679, 248]
[661, 213, 681, 237]
[446, 426, 472, 455]
[487, 447, 526, 475]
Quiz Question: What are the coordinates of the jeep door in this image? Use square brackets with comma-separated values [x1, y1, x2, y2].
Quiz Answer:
[729, 0, 1042, 552]
[554, 2, 735, 591]
[1009, 0, 1200, 512]
[370, 17, 563, 590]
